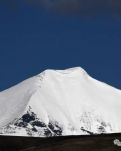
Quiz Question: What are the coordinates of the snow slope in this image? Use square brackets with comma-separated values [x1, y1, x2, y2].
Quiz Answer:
[0, 67, 121, 137]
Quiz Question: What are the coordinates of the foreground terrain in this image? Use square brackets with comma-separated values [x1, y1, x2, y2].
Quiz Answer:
[0, 133, 121, 151]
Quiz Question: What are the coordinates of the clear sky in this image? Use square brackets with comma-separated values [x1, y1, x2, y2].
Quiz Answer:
[0, 1, 121, 91]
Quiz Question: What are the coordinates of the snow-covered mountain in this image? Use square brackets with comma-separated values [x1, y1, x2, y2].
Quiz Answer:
[0, 67, 121, 137]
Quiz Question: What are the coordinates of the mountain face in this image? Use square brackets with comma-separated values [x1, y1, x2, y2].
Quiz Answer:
[0, 67, 121, 137]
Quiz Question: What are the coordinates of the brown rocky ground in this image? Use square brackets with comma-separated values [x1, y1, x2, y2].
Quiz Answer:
[0, 133, 121, 151]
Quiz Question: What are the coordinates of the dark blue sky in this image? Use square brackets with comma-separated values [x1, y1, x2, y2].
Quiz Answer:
[0, 1, 121, 91]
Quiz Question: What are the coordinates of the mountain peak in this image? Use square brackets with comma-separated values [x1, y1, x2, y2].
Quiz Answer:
[55, 67, 87, 74]
[0, 67, 121, 137]
[39, 67, 88, 78]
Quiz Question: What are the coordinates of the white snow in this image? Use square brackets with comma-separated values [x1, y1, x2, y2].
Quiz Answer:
[0, 67, 121, 136]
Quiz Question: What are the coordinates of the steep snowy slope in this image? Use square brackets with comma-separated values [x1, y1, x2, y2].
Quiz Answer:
[0, 67, 121, 137]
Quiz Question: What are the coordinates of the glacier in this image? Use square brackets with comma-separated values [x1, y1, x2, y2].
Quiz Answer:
[0, 67, 121, 137]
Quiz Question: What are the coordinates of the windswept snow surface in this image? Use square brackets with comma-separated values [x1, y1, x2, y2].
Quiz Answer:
[0, 67, 121, 137]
